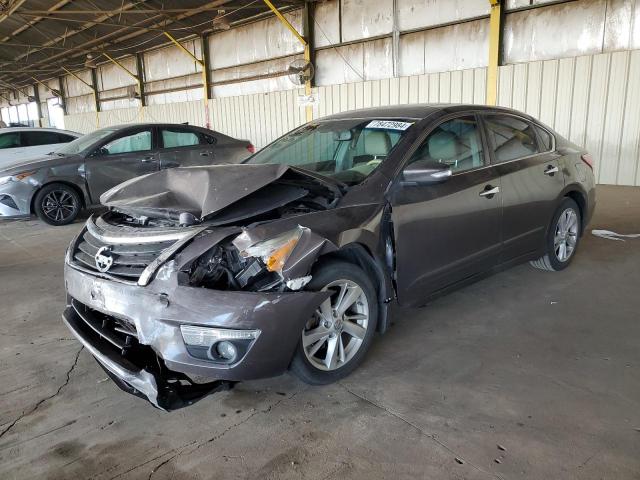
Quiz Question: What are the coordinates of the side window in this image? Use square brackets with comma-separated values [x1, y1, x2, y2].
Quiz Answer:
[535, 126, 553, 152]
[484, 115, 540, 162]
[57, 133, 77, 143]
[407, 116, 485, 174]
[0, 132, 21, 149]
[161, 129, 200, 149]
[100, 130, 152, 155]
[22, 131, 63, 146]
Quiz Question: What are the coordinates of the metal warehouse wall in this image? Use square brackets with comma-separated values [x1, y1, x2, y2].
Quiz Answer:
[26, 0, 638, 188]
[64, 48, 640, 187]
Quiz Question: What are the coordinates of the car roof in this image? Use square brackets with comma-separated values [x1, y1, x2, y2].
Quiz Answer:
[101, 123, 214, 132]
[0, 127, 80, 135]
[319, 103, 541, 123]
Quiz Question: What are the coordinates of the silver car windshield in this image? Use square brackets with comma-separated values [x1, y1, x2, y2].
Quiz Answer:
[55, 128, 118, 155]
[245, 119, 414, 185]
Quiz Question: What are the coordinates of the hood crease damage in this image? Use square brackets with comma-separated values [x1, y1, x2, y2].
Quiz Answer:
[100, 164, 342, 226]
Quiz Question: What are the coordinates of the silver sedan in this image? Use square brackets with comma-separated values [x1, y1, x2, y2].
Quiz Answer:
[0, 123, 254, 225]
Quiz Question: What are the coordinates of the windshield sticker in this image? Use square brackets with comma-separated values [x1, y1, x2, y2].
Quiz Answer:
[366, 120, 414, 131]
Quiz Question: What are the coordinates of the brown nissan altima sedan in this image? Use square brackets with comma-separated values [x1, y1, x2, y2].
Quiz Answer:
[62, 104, 595, 410]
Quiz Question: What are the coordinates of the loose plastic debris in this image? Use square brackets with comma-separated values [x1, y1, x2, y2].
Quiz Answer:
[591, 229, 640, 241]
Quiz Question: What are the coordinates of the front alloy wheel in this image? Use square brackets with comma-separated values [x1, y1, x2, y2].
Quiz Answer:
[290, 261, 378, 384]
[302, 279, 370, 371]
[34, 183, 81, 226]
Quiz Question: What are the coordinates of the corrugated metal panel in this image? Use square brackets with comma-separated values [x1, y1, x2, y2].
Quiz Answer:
[62, 50, 640, 185]
[497, 50, 640, 186]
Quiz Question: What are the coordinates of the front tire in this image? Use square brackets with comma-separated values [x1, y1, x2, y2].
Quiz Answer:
[290, 260, 378, 385]
[530, 197, 581, 271]
[34, 183, 82, 226]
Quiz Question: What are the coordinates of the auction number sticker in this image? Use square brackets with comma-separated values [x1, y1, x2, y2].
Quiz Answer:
[366, 120, 414, 131]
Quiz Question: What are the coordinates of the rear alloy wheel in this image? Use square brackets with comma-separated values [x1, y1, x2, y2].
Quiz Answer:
[530, 197, 581, 271]
[290, 261, 377, 385]
[34, 183, 81, 226]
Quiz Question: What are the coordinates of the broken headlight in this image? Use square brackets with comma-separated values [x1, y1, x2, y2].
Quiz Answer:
[233, 227, 304, 275]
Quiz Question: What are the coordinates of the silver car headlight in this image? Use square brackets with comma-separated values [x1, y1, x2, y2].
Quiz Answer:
[0, 171, 35, 185]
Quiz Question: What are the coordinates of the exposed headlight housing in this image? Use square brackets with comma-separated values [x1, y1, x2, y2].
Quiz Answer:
[233, 227, 305, 275]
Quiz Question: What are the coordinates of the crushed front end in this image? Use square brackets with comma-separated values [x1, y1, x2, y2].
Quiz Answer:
[63, 165, 339, 410]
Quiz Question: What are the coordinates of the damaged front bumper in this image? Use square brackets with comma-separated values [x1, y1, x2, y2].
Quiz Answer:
[63, 262, 328, 410]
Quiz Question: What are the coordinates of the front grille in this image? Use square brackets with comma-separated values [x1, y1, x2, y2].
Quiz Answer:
[71, 298, 138, 354]
[73, 229, 174, 281]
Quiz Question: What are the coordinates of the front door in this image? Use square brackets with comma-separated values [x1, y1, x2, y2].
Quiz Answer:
[85, 127, 158, 202]
[481, 114, 565, 262]
[391, 115, 503, 306]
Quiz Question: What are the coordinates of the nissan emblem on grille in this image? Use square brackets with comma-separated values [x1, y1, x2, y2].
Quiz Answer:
[95, 246, 114, 272]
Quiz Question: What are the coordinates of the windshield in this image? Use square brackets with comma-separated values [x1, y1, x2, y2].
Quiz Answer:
[245, 119, 415, 185]
[55, 127, 118, 155]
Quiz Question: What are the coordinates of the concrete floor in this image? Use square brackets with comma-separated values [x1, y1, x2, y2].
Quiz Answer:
[0, 185, 639, 480]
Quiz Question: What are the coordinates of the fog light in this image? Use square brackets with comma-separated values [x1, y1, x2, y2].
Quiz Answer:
[216, 341, 237, 361]
[180, 325, 260, 347]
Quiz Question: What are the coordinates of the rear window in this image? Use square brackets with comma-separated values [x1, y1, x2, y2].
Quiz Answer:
[161, 129, 200, 148]
[484, 115, 540, 163]
[22, 131, 67, 147]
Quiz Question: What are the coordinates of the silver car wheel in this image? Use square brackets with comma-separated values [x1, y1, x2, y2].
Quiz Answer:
[554, 207, 579, 262]
[42, 190, 77, 222]
[302, 279, 369, 371]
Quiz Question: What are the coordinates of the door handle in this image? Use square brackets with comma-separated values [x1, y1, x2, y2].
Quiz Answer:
[141, 155, 155, 163]
[544, 165, 559, 175]
[479, 185, 500, 198]
[199, 152, 210, 157]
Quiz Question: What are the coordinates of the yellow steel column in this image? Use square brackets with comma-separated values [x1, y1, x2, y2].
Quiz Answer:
[103, 52, 144, 122]
[263, 0, 313, 122]
[487, 0, 502, 106]
[163, 31, 211, 128]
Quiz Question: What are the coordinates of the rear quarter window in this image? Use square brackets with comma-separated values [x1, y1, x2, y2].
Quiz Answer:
[535, 126, 553, 151]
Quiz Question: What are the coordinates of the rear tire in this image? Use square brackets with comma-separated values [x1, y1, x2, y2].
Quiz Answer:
[530, 197, 581, 271]
[34, 183, 82, 226]
[290, 260, 378, 385]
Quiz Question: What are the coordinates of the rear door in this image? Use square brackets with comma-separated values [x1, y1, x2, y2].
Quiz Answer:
[390, 114, 503, 306]
[481, 114, 564, 262]
[85, 127, 158, 202]
[157, 126, 216, 168]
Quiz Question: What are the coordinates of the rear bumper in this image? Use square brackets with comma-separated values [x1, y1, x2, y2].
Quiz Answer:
[63, 262, 328, 406]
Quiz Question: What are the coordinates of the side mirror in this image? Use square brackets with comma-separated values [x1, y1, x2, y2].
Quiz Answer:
[91, 147, 109, 157]
[401, 160, 452, 186]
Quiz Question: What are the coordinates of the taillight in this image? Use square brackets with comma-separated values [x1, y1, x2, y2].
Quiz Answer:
[581, 153, 594, 170]
[246, 144, 256, 154]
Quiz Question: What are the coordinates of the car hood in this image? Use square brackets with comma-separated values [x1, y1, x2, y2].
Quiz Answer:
[100, 164, 343, 224]
[0, 153, 81, 175]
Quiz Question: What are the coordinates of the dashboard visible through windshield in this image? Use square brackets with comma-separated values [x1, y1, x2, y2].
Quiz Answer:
[245, 119, 415, 185]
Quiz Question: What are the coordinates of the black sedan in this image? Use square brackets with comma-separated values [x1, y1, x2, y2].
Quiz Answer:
[62, 104, 595, 409]
[0, 123, 253, 225]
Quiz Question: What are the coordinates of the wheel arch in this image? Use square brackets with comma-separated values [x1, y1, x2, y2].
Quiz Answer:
[30, 180, 87, 214]
[314, 242, 393, 334]
[560, 185, 587, 235]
